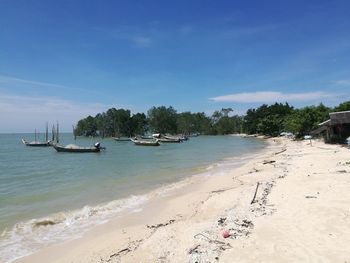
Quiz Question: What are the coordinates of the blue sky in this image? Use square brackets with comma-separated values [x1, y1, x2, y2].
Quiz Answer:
[0, 0, 350, 132]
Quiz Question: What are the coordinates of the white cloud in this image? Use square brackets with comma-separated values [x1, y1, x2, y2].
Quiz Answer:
[130, 36, 152, 48]
[0, 75, 69, 89]
[210, 91, 334, 103]
[0, 93, 109, 133]
[334, 80, 350, 86]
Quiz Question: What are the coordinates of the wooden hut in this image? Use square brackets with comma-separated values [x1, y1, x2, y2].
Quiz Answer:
[311, 110, 350, 143]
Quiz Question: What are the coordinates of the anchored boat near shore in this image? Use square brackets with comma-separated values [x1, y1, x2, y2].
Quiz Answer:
[22, 124, 52, 147]
[131, 138, 160, 146]
[52, 142, 105, 153]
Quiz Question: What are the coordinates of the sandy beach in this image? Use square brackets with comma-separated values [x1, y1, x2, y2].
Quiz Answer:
[16, 137, 350, 263]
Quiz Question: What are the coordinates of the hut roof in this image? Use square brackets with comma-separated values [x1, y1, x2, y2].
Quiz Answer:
[329, 110, 350, 125]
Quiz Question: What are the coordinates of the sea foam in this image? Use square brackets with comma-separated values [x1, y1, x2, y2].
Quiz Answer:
[0, 194, 148, 263]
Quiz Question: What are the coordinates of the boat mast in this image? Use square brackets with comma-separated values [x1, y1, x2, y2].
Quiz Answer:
[45, 122, 49, 142]
[52, 124, 56, 142]
[73, 125, 77, 140]
[35, 128, 37, 142]
[56, 122, 59, 143]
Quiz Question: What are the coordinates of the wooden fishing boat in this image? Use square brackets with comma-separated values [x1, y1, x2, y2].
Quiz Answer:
[164, 135, 188, 142]
[22, 125, 52, 147]
[53, 142, 104, 153]
[22, 139, 51, 147]
[113, 137, 131, 141]
[131, 138, 160, 146]
[158, 137, 181, 143]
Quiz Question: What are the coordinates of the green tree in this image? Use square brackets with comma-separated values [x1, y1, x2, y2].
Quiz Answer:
[333, 101, 350, 112]
[148, 106, 178, 134]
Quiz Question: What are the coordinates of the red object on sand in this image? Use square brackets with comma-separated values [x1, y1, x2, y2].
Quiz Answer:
[222, 230, 230, 238]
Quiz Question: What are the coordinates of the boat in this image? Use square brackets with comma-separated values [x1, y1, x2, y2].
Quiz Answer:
[164, 135, 188, 142]
[158, 137, 181, 143]
[140, 135, 154, 139]
[131, 138, 160, 146]
[22, 125, 52, 147]
[113, 137, 131, 141]
[22, 139, 51, 147]
[52, 142, 104, 153]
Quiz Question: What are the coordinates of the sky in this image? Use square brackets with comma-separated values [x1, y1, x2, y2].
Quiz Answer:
[0, 0, 350, 132]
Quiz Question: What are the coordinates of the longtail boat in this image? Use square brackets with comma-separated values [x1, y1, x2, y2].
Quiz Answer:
[131, 138, 160, 146]
[53, 142, 104, 153]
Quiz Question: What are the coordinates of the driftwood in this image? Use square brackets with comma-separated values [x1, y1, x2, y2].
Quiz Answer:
[274, 149, 287, 155]
[211, 187, 233, 194]
[263, 160, 276, 165]
[250, 182, 260, 204]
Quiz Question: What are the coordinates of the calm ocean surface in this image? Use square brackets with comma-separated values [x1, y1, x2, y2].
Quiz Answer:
[0, 133, 267, 262]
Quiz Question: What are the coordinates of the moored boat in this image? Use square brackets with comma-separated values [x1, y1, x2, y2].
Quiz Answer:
[22, 125, 52, 147]
[158, 137, 181, 143]
[53, 142, 104, 153]
[113, 137, 131, 141]
[131, 138, 160, 146]
[22, 139, 51, 147]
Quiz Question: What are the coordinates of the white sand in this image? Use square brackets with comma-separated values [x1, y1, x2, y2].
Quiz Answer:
[16, 138, 350, 263]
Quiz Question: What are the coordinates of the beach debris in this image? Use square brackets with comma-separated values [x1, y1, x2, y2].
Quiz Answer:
[250, 181, 275, 216]
[336, 170, 348, 174]
[305, 196, 317, 199]
[107, 239, 143, 262]
[218, 217, 227, 226]
[189, 233, 232, 263]
[33, 219, 56, 227]
[228, 219, 254, 238]
[263, 160, 276, 165]
[274, 148, 287, 155]
[194, 233, 232, 249]
[248, 168, 260, 174]
[211, 188, 233, 194]
[222, 230, 231, 238]
[188, 244, 201, 254]
[147, 219, 175, 229]
[250, 182, 260, 204]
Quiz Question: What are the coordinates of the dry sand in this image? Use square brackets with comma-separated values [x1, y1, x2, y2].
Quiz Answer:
[16, 138, 350, 263]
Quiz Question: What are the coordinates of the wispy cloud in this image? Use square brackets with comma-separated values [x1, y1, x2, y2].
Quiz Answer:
[94, 26, 153, 48]
[334, 80, 350, 86]
[130, 36, 152, 48]
[0, 93, 109, 132]
[0, 75, 69, 89]
[210, 91, 334, 103]
[178, 25, 193, 36]
[221, 24, 278, 39]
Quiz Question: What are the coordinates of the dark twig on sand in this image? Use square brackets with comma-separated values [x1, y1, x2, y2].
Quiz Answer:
[250, 182, 260, 204]
[263, 160, 276, 165]
[274, 149, 287, 155]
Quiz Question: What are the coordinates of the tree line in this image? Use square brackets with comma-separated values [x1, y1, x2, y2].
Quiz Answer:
[75, 106, 243, 137]
[75, 101, 350, 138]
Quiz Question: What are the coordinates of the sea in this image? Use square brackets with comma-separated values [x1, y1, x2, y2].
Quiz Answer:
[0, 133, 267, 262]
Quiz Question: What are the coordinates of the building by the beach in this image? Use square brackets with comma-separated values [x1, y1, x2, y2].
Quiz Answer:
[311, 110, 350, 143]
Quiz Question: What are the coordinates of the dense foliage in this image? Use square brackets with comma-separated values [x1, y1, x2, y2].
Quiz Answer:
[75, 101, 350, 138]
[75, 107, 243, 137]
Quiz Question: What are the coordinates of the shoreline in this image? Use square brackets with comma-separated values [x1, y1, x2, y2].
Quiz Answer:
[1, 136, 268, 263]
[15, 137, 350, 262]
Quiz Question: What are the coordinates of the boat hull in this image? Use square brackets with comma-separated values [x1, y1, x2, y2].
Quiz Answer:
[22, 139, 51, 147]
[53, 144, 101, 153]
[131, 139, 160, 146]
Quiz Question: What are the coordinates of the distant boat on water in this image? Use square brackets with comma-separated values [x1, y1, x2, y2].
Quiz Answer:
[22, 124, 51, 147]
[113, 137, 131, 141]
[22, 139, 51, 147]
[52, 142, 104, 153]
[131, 138, 160, 146]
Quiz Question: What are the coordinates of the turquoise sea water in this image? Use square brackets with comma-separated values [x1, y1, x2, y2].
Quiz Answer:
[0, 133, 267, 262]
